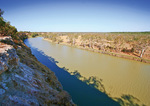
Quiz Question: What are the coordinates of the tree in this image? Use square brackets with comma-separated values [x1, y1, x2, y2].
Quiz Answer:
[0, 9, 4, 17]
[132, 35, 150, 58]
[31, 33, 38, 37]
[114, 35, 125, 52]
[0, 9, 17, 37]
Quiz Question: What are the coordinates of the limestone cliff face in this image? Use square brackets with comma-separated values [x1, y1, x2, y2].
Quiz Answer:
[0, 37, 74, 105]
[0, 46, 18, 74]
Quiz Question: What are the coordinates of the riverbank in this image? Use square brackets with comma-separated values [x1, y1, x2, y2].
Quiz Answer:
[44, 38, 150, 64]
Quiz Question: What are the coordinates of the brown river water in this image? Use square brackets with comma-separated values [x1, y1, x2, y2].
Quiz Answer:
[27, 37, 150, 105]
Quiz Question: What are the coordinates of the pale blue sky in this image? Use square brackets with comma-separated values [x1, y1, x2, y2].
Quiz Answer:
[0, 0, 150, 32]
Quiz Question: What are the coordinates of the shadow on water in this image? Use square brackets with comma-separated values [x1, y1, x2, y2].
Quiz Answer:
[114, 95, 146, 106]
[70, 70, 106, 93]
[25, 39, 145, 106]
[25, 40, 120, 106]
[69, 70, 146, 106]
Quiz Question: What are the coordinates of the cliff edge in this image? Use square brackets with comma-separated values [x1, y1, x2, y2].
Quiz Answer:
[0, 36, 74, 105]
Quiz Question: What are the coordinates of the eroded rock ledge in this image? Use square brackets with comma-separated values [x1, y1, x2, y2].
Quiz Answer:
[0, 37, 74, 105]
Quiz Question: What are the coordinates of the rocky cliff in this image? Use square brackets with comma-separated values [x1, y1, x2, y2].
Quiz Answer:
[0, 36, 74, 105]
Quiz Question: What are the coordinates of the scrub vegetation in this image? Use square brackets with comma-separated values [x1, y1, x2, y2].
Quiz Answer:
[40, 32, 150, 63]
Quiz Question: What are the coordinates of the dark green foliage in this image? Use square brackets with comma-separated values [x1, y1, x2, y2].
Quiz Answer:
[0, 17, 17, 36]
[0, 9, 17, 37]
[121, 48, 134, 53]
[17, 32, 28, 41]
[0, 9, 4, 17]
[31, 33, 39, 37]
[131, 48, 134, 52]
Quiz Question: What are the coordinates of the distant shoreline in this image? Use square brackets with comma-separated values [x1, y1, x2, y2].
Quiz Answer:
[43, 38, 150, 64]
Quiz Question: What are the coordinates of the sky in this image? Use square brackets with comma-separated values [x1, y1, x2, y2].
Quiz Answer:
[0, 0, 150, 32]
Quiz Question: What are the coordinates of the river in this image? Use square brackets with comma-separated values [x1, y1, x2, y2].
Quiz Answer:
[25, 37, 150, 106]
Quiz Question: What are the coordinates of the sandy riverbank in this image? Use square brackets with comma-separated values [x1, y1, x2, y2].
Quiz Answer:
[43, 38, 150, 64]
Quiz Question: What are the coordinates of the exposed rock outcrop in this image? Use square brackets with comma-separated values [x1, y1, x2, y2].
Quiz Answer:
[0, 37, 74, 105]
